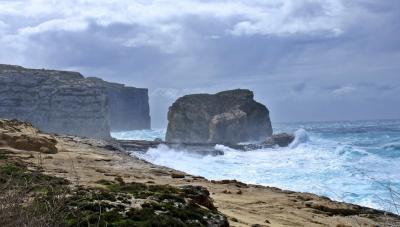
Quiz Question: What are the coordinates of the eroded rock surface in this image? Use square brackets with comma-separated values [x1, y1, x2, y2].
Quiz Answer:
[0, 119, 58, 153]
[166, 89, 272, 144]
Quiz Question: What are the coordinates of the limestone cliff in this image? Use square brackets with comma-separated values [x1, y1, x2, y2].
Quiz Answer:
[0, 64, 151, 138]
[105, 82, 150, 131]
[0, 64, 110, 138]
[166, 89, 272, 144]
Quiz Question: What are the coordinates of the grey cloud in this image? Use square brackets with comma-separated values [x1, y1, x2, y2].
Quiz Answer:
[0, 0, 399, 126]
[292, 82, 307, 93]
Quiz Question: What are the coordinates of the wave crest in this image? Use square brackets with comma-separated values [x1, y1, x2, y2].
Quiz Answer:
[215, 144, 238, 153]
[289, 128, 309, 148]
[382, 141, 400, 151]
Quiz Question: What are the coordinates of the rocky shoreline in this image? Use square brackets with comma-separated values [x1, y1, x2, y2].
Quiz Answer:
[115, 132, 296, 154]
[1, 119, 399, 226]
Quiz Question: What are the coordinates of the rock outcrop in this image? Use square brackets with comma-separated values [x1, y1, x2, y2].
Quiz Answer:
[263, 133, 295, 147]
[166, 89, 272, 144]
[0, 64, 151, 138]
[0, 119, 58, 153]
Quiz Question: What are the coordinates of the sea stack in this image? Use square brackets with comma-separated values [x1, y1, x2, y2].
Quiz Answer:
[166, 89, 273, 144]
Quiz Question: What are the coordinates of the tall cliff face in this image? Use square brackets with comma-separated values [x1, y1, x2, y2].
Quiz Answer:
[0, 64, 151, 138]
[0, 64, 110, 138]
[101, 81, 150, 131]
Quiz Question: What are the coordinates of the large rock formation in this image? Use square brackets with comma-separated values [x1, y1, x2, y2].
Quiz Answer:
[0, 64, 151, 138]
[104, 82, 150, 131]
[86, 77, 151, 131]
[166, 89, 273, 144]
[0, 64, 110, 138]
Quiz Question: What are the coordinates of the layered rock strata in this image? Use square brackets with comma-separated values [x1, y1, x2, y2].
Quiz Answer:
[0, 64, 150, 138]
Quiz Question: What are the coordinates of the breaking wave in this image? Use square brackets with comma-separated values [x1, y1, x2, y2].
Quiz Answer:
[114, 120, 400, 213]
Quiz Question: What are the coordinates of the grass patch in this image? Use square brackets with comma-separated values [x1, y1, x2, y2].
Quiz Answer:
[0, 153, 7, 160]
[0, 162, 68, 192]
[0, 158, 228, 227]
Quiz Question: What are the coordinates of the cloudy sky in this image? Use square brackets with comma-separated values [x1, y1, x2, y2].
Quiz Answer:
[0, 0, 399, 127]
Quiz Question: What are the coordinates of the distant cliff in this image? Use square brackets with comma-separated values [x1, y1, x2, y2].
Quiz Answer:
[107, 83, 150, 131]
[88, 78, 151, 131]
[0, 64, 150, 138]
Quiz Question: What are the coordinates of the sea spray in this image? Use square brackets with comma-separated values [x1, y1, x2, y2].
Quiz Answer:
[289, 128, 309, 148]
[116, 119, 400, 213]
[111, 128, 166, 141]
[215, 144, 238, 153]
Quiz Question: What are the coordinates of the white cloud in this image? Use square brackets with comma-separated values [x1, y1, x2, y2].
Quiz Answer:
[0, 20, 8, 28]
[0, 0, 353, 53]
[150, 88, 181, 100]
[230, 0, 346, 36]
[0, 0, 399, 125]
[19, 18, 88, 35]
[333, 85, 356, 95]
[120, 24, 184, 53]
[0, 20, 9, 36]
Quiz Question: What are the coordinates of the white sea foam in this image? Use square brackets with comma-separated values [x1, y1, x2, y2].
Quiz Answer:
[113, 121, 400, 213]
[111, 128, 166, 141]
[215, 144, 238, 153]
[289, 128, 309, 148]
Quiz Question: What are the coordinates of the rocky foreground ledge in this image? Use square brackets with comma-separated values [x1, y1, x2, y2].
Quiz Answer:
[1, 119, 399, 226]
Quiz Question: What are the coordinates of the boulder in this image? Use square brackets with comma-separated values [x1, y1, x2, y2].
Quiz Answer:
[166, 89, 272, 144]
[263, 133, 295, 147]
[229, 133, 295, 150]
[179, 185, 216, 210]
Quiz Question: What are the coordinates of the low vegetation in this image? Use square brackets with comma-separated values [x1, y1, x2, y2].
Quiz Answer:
[0, 153, 227, 227]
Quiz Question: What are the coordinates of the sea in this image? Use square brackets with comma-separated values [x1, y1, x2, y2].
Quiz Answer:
[111, 119, 400, 213]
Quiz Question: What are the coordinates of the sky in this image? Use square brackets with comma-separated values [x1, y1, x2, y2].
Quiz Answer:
[0, 0, 399, 128]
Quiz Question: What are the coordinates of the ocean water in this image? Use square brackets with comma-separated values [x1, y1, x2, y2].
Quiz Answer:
[111, 119, 400, 213]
